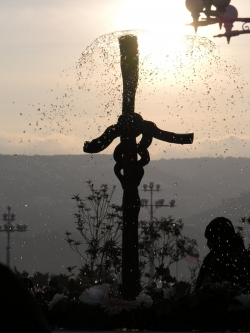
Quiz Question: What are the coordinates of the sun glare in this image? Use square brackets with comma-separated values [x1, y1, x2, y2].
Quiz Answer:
[115, 0, 189, 35]
[137, 30, 186, 68]
[115, 1, 192, 71]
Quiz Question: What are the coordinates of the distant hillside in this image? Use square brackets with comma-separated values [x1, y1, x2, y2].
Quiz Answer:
[0, 154, 249, 274]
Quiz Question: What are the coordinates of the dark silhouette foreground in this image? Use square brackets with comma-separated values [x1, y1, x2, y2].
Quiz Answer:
[0, 263, 51, 333]
[196, 217, 250, 292]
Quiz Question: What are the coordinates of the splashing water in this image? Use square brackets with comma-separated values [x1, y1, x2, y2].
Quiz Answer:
[24, 30, 249, 158]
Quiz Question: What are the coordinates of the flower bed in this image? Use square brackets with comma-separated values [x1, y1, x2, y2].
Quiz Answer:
[45, 282, 250, 331]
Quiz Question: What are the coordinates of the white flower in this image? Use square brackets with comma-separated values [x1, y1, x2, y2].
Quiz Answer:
[48, 293, 67, 310]
[79, 283, 109, 305]
[234, 294, 250, 308]
[135, 293, 153, 308]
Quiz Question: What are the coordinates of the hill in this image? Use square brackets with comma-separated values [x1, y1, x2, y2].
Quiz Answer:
[0, 154, 249, 275]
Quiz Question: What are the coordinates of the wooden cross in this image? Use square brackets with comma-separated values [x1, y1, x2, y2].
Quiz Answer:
[84, 35, 193, 300]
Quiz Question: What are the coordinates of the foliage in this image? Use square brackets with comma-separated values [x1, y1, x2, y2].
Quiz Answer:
[236, 216, 250, 250]
[65, 182, 199, 287]
[138, 216, 198, 284]
[13, 266, 29, 278]
[188, 261, 201, 289]
[49, 273, 69, 290]
[65, 181, 123, 285]
[66, 276, 85, 293]
[199, 280, 245, 303]
[32, 271, 49, 287]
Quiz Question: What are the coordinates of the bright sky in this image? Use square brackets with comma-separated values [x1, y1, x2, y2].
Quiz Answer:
[0, 0, 249, 158]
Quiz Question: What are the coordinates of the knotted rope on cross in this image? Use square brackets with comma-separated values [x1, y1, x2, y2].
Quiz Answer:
[84, 112, 193, 187]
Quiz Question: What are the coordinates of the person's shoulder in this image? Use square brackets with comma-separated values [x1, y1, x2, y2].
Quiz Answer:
[203, 251, 217, 264]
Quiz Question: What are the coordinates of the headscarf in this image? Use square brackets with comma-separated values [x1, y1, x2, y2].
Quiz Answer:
[205, 216, 244, 249]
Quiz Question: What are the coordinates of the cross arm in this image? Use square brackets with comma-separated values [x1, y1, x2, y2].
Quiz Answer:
[83, 123, 121, 153]
[141, 120, 194, 144]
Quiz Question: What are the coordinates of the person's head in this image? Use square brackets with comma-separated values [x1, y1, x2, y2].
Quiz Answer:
[205, 217, 240, 250]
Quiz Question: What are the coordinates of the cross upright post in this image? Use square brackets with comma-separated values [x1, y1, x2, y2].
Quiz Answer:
[84, 34, 194, 300]
[118, 35, 141, 300]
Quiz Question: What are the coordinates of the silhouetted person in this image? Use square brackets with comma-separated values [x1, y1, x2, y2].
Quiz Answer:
[0, 263, 51, 333]
[196, 217, 250, 292]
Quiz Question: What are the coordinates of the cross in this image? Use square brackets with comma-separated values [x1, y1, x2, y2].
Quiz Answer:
[84, 35, 193, 300]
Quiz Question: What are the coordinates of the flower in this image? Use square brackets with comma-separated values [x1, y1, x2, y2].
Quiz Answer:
[48, 293, 67, 310]
[100, 298, 138, 315]
[136, 293, 153, 308]
[79, 283, 109, 305]
[234, 294, 250, 308]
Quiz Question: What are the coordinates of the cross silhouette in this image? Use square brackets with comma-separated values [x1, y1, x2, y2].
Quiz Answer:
[84, 34, 193, 300]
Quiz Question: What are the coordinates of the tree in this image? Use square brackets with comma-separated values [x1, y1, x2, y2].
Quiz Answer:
[139, 216, 198, 285]
[32, 271, 49, 287]
[50, 273, 69, 290]
[66, 182, 199, 290]
[65, 181, 123, 285]
[236, 216, 250, 250]
[13, 266, 29, 278]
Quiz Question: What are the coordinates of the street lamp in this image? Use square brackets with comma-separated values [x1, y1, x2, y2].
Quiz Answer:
[0, 205, 28, 267]
[185, 0, 250, 43]
[140, 182, 175, 285]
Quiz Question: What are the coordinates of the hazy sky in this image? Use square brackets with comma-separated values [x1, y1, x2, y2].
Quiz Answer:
[1, 0, 249, 159]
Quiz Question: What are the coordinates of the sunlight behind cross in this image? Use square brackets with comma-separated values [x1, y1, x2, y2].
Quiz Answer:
[115, 0, 190, 35]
